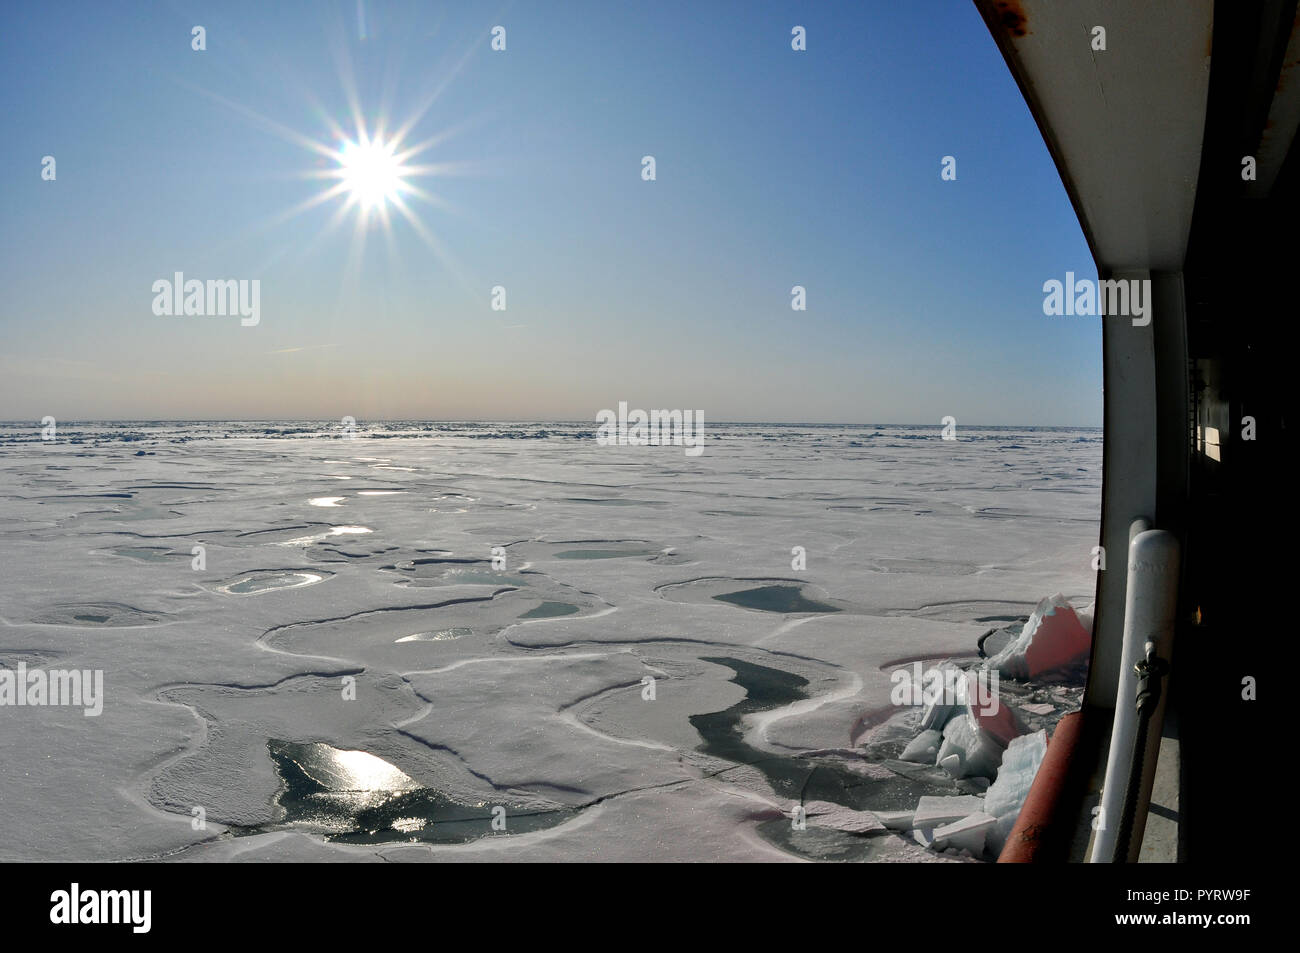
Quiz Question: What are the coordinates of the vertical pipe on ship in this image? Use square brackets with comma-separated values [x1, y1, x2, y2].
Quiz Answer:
[1089, 526, 1180, 862]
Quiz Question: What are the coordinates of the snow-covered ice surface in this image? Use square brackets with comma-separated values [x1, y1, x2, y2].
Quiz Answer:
[0, 422, 1100, 862]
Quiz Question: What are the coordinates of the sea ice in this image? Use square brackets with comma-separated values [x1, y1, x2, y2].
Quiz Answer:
[874, 810, 915, 831]
[931, 812, 997, 854]
[900, 728, 943, 763]
[964, 673, 1025, 747]
[919, 660, 967, 730]
[803, 801, 887, 835]
[984, 728, 1049, 856]
[936, 713, 1005, 779]
[928, 671, 1025, 779]
[985, 593, 1091, 679]
[0, 422, 1099, 862]
[912, 794, 986, 829]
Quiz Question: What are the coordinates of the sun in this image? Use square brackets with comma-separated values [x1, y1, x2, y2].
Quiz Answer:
[186, 48, 478, 280]
[336, 136, 407, 212]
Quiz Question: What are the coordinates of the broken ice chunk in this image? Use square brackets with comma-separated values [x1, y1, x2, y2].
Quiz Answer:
[841, 759, 898, 781]
[881, 758, 952, 784]
[1020, 702, 1055, 716]
[931, 812, 997, 854]
[919, 660, 966, 730]
[933, 671, 1026, 779]
[921, 697, 957, 731]
[962, 670, 1025, 747]
[936, 712, 1005, 779]
[857, 706, 923, 754]
[802, 801, 886, 835]
[900, 728, 943, 763]
[873, 809, 915, 831]
[956, 776, 990, 794]
[984, 729, 1049, 856]
[986, 593, 1091, 679]
[912, 794, 985, 829]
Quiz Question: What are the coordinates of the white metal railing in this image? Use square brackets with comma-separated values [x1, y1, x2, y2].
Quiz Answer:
[1089, 522, 1180, 863]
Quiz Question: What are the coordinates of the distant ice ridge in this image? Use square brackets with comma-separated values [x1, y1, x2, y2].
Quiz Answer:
[0, 419, 1103, 448]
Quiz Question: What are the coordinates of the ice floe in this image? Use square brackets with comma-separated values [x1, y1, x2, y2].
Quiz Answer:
[985, 593, 1092, 679]
[0, 423, 1098, 861]
[984, 729, 1049, 855]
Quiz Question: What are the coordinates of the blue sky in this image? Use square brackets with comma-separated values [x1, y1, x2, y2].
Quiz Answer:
[0, 0, 1100, 425]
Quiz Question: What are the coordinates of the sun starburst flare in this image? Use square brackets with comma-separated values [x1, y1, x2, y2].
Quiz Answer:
[174, 20, 489, 300]
[336, 135, 408, 211]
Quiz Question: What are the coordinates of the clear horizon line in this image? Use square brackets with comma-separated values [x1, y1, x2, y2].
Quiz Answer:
[0, 417, 1104, 428]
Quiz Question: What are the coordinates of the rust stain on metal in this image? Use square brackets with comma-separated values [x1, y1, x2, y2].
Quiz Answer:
[1276, 56, 1300, 94]
[992, 0, 1030, 38]
[1016, 822, 1047, 843]
[1282, 13, 1300, 92]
